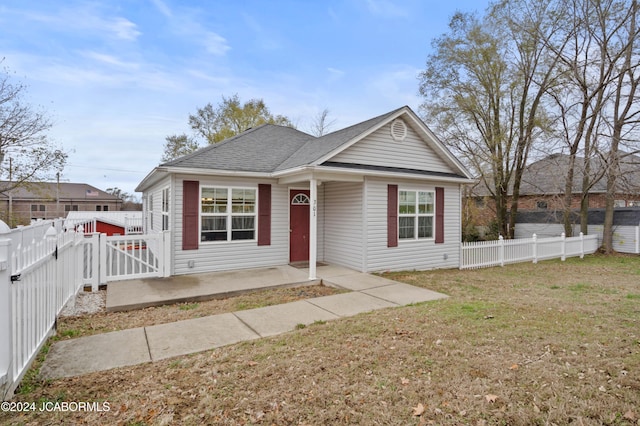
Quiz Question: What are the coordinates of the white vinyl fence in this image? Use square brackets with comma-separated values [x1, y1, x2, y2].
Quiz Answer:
[0, 220, 170, 400]
[0, 220, 85, 399]
[460, 233, 599, 269]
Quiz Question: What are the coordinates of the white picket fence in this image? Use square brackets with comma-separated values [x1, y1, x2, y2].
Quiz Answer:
[0, 220, 170, 400]
[460, 233, 599, 269]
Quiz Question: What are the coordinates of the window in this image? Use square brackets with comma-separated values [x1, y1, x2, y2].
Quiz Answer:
[161, 188, 170, 231]
[614, 200, 626, 208]
[148, 194, 154, 231]
[103, 205, 109, 211]
[398, 190, 434, 240]
[201, 187, 256, 242]
[65, 205, 78, 212]
[536, 201, 548, 209]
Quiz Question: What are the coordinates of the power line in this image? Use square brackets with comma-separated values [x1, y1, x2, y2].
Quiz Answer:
[64, 164, 148, 174]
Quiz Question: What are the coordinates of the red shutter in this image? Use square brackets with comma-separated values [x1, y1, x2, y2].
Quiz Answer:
[182, 180, 199, 250]
[387, 184, 398, 247]
[257, 184, 271, 246]
[435, 187, 444, 244]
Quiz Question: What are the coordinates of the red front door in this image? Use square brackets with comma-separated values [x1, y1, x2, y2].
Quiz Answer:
[290, 190, 310, 262]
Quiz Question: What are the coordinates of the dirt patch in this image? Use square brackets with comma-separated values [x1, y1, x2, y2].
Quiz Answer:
[2, 255, 639, 425]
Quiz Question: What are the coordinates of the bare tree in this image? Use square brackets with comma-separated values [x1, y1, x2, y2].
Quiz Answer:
[419, 2, 565, 238]
[0, 62, 67, 194]
[309, 108, 336, 137]
[602, 0, 640, 253]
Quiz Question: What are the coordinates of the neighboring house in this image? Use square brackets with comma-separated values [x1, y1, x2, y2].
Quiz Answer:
[136, 106, 474, 278]
[0, 182, 123, 226]
[514, 153, 640, 210]
[469, 153, 640, 227]
[65, 211, 144, 235]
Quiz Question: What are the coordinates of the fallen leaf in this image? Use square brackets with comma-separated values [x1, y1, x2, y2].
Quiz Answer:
[247, 361, 258, 366]
[623, 410, 637, 421]
[485, 394, 498, 403]
[412, 403, 425, 416]
[509, 364, 519, 370]
[401, 377, 410, 385]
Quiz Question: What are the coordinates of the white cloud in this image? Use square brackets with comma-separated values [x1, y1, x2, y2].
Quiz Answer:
[150, 0, 172, 18]
[81, 51, 140, 69]
[106, 16, 141, 41]
[366, 65, 422, 107]
[365, 0, 409, 18]
[203, 32, 231, 56]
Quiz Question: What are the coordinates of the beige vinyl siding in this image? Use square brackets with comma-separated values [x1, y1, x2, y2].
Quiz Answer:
[323, 182, 364, 271]
[364, 177, 461, 272]
[331, 122, 454, 174]
[173, 175, 289, 275]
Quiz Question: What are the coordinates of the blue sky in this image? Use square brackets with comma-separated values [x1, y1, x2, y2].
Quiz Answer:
[0, 0, 490, 197]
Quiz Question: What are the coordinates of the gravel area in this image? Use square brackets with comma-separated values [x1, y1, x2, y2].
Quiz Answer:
[59, 290, 106, 317]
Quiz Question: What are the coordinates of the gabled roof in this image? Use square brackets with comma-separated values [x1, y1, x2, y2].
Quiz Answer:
[161, 125, 315, 172]
[137, 106, 472, 191]
[274, 107, 404, 171]
[0, 181, 120, 201]
[473, 152, 640, 197]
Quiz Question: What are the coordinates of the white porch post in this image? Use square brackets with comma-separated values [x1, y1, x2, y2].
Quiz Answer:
[309, 177, 318, 280]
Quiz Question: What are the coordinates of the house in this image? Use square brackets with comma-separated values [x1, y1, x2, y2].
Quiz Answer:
[468, 153, 640, 230]
[135, 106, 474, 278]
[0, 182, 123, 226]
[514, 153, 640, 210]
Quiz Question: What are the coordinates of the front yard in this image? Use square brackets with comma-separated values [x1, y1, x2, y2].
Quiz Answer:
[2, 254, 639, 425]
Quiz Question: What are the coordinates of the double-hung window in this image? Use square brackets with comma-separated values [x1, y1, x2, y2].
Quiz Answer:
[161, 188, 170, 231]
[398, 190, 434, 240]
[201, 187, 256, 241]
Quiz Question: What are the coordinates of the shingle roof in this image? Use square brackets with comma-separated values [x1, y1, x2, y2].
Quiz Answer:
[161, 124, 315, 172]
[0, 181, 120, 201]
[473, 152, 640, 196]
[161, 107, 406, 173]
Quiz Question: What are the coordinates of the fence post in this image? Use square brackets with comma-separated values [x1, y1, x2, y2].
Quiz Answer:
[99, 233, 107, 284]
[162, 230, 171, 277]
[636, 225, 639, 255]
[499, 235, 504, 267]
[532, 234, 538, 264]
[0, 222, 13, 400]
[561, 232, 566, 261]
[579, 232, 585, 259]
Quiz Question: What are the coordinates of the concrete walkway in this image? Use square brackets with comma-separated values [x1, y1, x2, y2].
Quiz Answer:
[39, 265, 448, 380]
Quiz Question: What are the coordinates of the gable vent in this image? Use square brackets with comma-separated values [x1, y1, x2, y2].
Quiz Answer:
[390, 118, 407, 141]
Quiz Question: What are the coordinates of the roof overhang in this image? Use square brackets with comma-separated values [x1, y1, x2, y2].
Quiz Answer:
[135, 166, 272, 192]
[274, 164, 474, 185]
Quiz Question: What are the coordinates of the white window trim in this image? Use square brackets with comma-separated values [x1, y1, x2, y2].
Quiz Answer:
[200, 186, 257, 243]
[161, 187, 170, 231]
[398, 189, 435, 241]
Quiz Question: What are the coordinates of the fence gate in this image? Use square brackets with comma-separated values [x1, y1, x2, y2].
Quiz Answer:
[82, 231, 170, 289]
